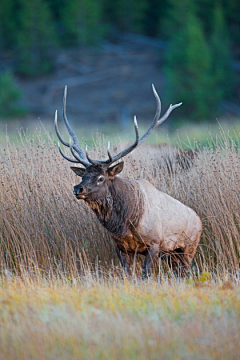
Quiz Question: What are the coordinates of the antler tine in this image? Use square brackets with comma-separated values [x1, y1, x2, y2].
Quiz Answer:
[69, 139, 85, 163]
[109, 116, 139, 162]
[157, 102, 182, 126]
[54, 110, 70, 147]
[85, 145, 97, 165]
[85, 143, 113, 167]
[62, 86, 90, 167]
[58, 142, 79, 163]
[137, 84, 161, 146]
[138, 85, 181, 145]
[85, 116, 140, 167]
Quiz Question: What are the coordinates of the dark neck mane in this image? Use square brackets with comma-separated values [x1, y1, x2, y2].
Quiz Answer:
[86, 177, 143, 238]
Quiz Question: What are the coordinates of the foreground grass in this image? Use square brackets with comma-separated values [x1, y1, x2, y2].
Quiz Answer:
[0, 276, 239, 360]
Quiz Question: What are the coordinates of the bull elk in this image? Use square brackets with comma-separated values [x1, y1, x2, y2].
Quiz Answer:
[54, 85, 202, 277]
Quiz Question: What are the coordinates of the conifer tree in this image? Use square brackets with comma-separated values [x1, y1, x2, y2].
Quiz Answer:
[164, 12, 214, 120]
[0, 0, 17, 50]
[210, 5, 232, 102]
[144, 0, 166, 37]
[162, 0, 196, 40]
[16, 0, 57, 76]
[102, 0, 148, 34]
[61, 0, 104, 47]
[226, 0, 240, 45]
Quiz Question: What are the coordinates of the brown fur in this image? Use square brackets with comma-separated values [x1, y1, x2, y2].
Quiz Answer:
[72, 163, 202, 278]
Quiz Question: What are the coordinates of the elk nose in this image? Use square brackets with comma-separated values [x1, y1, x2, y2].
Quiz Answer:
[74, 185, 84, 195]
[79, 186, 84, 193]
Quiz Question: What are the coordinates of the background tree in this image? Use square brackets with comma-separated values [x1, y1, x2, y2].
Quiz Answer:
[0, 0, 239, 121]
[0, 0, 18, 51]
[102, 0, 148, 35]
[144, 0, 166, 37]
[16, 0, 57, 76]
[61, 0, 104, 47]
[226, 0, 240, 46]
[164, 12, 214, 120]
[161, 0, 196, 40]
[197, 0, 240, 47]
[210, 5, 233, 104]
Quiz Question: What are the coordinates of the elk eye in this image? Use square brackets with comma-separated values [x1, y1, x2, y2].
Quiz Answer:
[98, 176, 104, 183]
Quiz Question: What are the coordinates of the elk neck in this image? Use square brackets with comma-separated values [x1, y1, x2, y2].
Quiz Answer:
[85, 176, 144, 239]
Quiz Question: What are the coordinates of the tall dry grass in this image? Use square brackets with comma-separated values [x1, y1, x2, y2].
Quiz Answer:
[0, 127, 239, 276]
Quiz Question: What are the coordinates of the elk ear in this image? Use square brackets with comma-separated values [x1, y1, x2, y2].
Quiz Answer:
[70, 166, 86, 177]
[108, 161, 124, 177]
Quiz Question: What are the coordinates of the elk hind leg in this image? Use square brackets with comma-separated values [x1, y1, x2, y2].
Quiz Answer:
[115, 246, 132, 275]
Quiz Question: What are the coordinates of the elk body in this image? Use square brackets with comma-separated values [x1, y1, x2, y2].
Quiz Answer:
[54, 86, 202, 277]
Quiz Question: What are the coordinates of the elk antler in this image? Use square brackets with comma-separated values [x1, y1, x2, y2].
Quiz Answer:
[54, 85, 182, 168]
[85, 84, 182, 167]
[54, 86, 91, 167]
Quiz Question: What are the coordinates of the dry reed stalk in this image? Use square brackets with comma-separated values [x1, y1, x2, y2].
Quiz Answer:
[0, 128, 239, 276]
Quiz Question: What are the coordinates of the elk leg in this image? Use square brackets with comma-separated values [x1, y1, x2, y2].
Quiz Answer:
[142, 244, 159, 279]
[115, 246, 131, 275]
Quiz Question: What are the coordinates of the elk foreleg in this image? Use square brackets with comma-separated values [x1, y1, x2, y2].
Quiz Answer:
[115, 246, 132, 275]
[142, 244, 159, 279]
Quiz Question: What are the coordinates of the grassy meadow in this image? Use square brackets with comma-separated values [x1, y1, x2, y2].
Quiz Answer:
[0, 123, 240, 358]
[0, 276, 239, 360]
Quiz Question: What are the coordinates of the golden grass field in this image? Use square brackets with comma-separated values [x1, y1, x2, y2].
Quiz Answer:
[0, 125, 240, 359]
[0, 276, 239, 360]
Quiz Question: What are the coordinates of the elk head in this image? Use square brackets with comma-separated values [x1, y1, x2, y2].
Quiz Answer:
[71, 162, 124, 200]
[54, 85, 182, 200]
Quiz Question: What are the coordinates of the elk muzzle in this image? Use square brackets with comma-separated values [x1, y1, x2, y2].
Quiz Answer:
[74, 184, 87, 199]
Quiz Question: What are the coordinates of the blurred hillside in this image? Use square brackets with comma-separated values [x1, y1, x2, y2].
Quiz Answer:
[0, 0, 240, 129]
